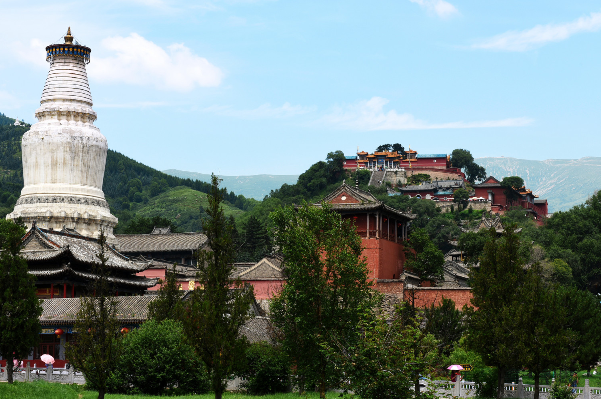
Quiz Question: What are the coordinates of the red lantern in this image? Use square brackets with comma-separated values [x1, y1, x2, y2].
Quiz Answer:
[120, 327, 130, 334]
[55, 328, 64, 338]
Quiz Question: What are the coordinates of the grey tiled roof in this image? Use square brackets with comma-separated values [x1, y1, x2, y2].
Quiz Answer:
[22, 227, 149, 272]
[40, 296, 158, 325]
[115, 232, 208, 253]
[534, 199, 547, 204]
[29, 264, 158, 287]
[241, 317, 274, 343]
[234, 257, 285, 280]
[318, 182, 415, 220]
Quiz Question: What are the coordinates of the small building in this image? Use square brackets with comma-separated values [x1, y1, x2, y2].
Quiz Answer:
[399, 179, 466, 200]
[473, 176, 548, 219]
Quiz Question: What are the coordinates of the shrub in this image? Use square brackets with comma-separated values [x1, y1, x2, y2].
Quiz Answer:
[109, 319, 210, 395]
[240, 342, 290, 395]
[550, 377, 577, 399]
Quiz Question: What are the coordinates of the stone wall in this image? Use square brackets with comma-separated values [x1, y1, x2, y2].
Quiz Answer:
[436, 201, 491, 213]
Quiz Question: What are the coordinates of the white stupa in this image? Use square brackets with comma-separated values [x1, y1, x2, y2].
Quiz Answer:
[7, 28, 118, 242]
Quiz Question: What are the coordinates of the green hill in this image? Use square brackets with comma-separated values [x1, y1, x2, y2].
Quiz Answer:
[163, 169, 299, 200]
[0, 114, 254, 232]
[129, 186, 245, 232]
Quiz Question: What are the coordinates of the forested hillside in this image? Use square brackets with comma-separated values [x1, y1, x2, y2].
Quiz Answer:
[0, 119, 255, 233]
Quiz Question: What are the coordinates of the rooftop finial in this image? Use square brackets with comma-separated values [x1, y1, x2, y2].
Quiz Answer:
[64, 27, 73, 45]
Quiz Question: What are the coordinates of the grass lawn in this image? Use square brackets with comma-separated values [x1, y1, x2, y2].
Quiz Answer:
[0, 381, 326, 399]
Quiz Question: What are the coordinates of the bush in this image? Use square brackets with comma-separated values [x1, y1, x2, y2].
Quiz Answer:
[109, 319, 210, 395]
[240, 342, 290, 395]
[550, 377, 577, 399]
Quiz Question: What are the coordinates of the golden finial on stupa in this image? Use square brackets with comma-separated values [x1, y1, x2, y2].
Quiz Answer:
[64, 27, 73, 45]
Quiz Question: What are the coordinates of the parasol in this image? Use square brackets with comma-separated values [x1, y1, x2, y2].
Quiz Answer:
[447, 365, 464, 370]
[40, 354, 55, 365]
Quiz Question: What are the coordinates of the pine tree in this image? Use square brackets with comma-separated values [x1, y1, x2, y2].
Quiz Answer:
[0, 219, 42, 384]
[182, 175, 254, 399]
[240, 215, 271, 262]
[65, 232, 122, 399]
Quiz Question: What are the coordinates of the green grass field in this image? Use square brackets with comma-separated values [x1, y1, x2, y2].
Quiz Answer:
[0, 381, 325, 399]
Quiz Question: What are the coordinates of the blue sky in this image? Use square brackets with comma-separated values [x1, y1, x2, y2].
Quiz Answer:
[1, 0, 600, 175]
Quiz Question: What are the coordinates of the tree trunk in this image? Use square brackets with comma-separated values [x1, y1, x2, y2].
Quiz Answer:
[214, 373, 223, 399]
[98, 387, 105, 399]
[497, 368, 506, 399]
[319, 360, 326, 399]
[415, 375, 421, 396]
[7, 356, 13, 384]
[534, 372, 540, 399]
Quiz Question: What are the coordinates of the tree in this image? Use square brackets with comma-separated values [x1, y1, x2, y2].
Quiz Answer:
[147, 264, 184, 322]
[453, 188, 470, 210]
[0, 219, 42, 384]
[516, 264, 573, 399]
[65, 232, 122, 399]
[404, 228, 445, 281]
[450, 149, 474, 169]
[182, 175, 254, 399]
[328, 303, 439, 399]
[466, 162, 487, 183]
[501, 176, 524, 205]
[423, 298, 465, 358]
[392, 143, 406, 155]
[239, 215, 272, 262]
[110, 319, 210, 395]
[240, 342, 290, 395]
[458, 231, 488, 265]
[466, 226, 525, 399]
[376, 144, 392, 152]
[325, 150, 346, 184]
[270, 203, 375, 398]
[120, 215, 177, 234]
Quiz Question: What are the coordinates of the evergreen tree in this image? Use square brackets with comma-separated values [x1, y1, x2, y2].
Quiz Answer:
[240, 215, 271, 262]
[65, 232, 122, 399]
[147, 264, 184, 322]
[404, 228, 445, 281]
[0, 219, 42, 384]
[270, 203, 375, 398]
[423, 298, 465, 358]
[465, 226, 525, 399]
[182, 175, 254, 399]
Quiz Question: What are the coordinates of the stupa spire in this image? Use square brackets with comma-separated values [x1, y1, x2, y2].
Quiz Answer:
[7, 29, 118, 243]
[64, 27, 73, 44]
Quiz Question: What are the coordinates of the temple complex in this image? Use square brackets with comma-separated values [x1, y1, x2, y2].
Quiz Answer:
[7, 28, 118, 243]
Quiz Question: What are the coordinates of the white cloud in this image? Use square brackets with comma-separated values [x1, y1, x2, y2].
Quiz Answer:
[11, 38, 48, 68]
[409, 0, 459, 19]
[87, 33, 223, 91]
[473, 11, 601, 51]
[202, 102, 316, 119]
[320, 97, 533, 130]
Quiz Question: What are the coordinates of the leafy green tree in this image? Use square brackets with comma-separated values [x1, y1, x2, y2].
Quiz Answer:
[466, 226, 525, 399]
[240, 342, 290, 395]
[453, 188, 470, 210]
[406, 173, 431, 185]
[466, 162, 487, 183]
[0, 220, 42, 384]
[270, 203, 375, 398]
[328, 303, 439, 399]
[119, 215, 177, 234]
[458, 231, 488, 265]
[376, 144, 392, 152]
[110, 319, 210, 395]
[451, 149, 474, 169]
[557, 286, 601, 372]
[147, 264, 184, 322]
[392, 143, 406, 155]
[65, 232, 122, 399]
[423, 298, 465, 357]
[325, 150, 346, 184]
[404, 228, 445, 281]
[501, 176, 525, 205]
[182, 175, 254, 399]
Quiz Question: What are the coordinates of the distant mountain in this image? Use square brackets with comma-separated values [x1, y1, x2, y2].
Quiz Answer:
[475, 157, 601, 213]
[163, 170, 299, 200]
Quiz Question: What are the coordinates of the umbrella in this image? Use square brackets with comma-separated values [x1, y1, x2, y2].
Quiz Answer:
[40, 354, 55, 365]
[447, 365, 464, 370]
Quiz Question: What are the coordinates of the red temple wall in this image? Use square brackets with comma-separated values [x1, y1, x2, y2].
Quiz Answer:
[404, 288, 473, 309]
[362, 238, 405, 280]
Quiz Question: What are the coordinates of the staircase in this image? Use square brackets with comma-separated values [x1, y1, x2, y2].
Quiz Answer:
[368, 169, 386, 187]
